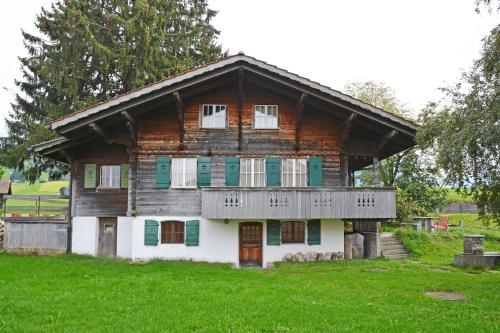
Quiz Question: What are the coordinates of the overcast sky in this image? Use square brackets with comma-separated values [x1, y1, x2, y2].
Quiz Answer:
[0, 0, 498, 136]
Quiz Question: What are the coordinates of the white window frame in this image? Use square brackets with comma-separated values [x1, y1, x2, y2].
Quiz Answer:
[254, 105, 279, 129]
[201, 104, 227, 129]
[240, 158, 266, 187]
[99, 165, 121, 189]
[281, 158, 307, 187]
[171, 158, 197, 189]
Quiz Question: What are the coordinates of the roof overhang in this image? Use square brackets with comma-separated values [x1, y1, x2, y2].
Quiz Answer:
[51, 54, 418, 136]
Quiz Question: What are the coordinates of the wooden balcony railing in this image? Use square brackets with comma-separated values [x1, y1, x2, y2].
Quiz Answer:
[201, 188, 396, 220]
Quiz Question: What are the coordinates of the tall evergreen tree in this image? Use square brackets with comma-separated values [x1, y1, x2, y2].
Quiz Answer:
[3, 0, 225, 180]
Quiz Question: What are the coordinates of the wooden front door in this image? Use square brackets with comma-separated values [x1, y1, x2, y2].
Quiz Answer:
[98, 217, 117, 257]
[239, 222, 263, 267]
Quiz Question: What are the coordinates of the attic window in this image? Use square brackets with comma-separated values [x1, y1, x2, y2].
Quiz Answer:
[201, 104, 227, 128]
[254, 105, 278, 129]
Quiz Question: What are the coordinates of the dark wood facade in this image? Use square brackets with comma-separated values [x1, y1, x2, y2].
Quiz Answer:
[35, 55, 417, 219]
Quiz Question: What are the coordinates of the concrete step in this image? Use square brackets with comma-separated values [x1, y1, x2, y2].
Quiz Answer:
[380, 240, 400, 246]
[381, 244, 406, 251]
[384, 253, 408, 260]
[382, 249, 408, 256]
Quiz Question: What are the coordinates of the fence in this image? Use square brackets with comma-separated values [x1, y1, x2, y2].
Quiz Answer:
[2, 195, 69, 254]
[2, 195, 68, 222]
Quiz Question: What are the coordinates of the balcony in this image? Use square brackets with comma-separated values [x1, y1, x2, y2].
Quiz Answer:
[201, 187, 396, 220]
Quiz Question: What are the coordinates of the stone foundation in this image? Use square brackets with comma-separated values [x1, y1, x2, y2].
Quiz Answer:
[464, 235, 485, 254]
[282, 251, 344, 262]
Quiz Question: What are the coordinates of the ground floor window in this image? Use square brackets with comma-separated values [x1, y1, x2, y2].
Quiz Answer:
[281, 221, 305, 243]
[161, 221, 185, 244]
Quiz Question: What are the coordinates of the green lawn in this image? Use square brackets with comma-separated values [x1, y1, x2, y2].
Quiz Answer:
[0, 252, 498, 332]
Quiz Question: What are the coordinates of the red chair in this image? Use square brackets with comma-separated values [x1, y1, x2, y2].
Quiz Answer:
[435, 216, 449, 231]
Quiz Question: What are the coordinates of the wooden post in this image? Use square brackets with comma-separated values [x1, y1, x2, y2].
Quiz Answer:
[237, 68, 244, 151]
[294, 92, 308, 151]
[372, 156, 380, 186]
[173, 91, 184, 150]
[341, 155, 349, 187]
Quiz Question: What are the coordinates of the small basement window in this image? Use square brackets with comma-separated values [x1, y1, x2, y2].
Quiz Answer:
[281, 221, 305, 243]
[161, 221, 185, 244]
[99, 165, 120, 188]
[171, 158, 197, 188]
[254, 105, 278, 129]
[201, 104, 227, 128]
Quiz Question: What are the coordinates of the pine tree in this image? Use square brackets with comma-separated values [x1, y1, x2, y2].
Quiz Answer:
[3, 0, 225, 180]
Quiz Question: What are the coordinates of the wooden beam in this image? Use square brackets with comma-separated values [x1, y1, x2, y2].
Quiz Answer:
[89, 122, 112, 144]
[121, 111, 138, 146]
[339, 112, 357, 130]
[59, 149, 74, 163]
[238, 68, 244, 150]
[376, 129, 398, 152]
[173, 91, 184, 150]
[125, 121, 137, 145]
[294, 92, 308, 151]
[121, 110, 136, 127]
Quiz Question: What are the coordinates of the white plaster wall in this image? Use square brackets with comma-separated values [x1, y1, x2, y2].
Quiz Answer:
[130, 217, 343, 266]
[262, 219, 344, 265]
[117, 217, 133, 258]
[131, 216, 239, 264]
[71, 216, 98, 255]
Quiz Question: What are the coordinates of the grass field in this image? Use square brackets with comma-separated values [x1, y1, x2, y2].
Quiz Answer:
[0, 253, 498, 333]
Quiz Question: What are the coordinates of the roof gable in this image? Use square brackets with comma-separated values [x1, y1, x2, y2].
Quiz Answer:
[51, 54, 417, 136]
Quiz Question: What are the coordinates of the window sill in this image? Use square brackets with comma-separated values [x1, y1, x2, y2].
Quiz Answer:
[200, 127, 229, 130]
[170, 187, 198, 190]
[96, 187, 123, 192]
[253, 127, 280, 130]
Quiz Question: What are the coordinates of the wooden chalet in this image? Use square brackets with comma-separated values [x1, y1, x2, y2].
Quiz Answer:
[33, 53, 417, 266]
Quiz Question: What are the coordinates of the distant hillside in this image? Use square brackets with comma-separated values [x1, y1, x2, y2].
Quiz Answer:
[11, 181, 69, 195]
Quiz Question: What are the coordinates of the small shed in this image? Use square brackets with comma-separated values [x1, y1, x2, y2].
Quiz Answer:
[0, 179, 12, 210]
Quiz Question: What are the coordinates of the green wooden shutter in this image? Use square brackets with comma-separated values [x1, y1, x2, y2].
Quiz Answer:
[84, 164, 97, 189]
[267, 220, 281, 245]
[225, 156, 240, 186]
[266, 157, 281, 187]
[185, 220, 200, 246]
[308, 156, 323, 187]
[144, 220, 159, 246]
[197, 156, 211, 187]
[120, 164, 129, 188]
[156, 156, 171, 189]
[307, 219, 321, 245]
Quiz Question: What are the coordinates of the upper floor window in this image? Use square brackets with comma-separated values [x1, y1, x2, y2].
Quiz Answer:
[240, 158, 266, 187]
[161, 221, 185, 244]
[171, 158, 197, 188]
[100, 165, 120, 188]
[254, 105, 278, 129]
[202, 104, 227, 128]
[282, 158, 307, 187]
